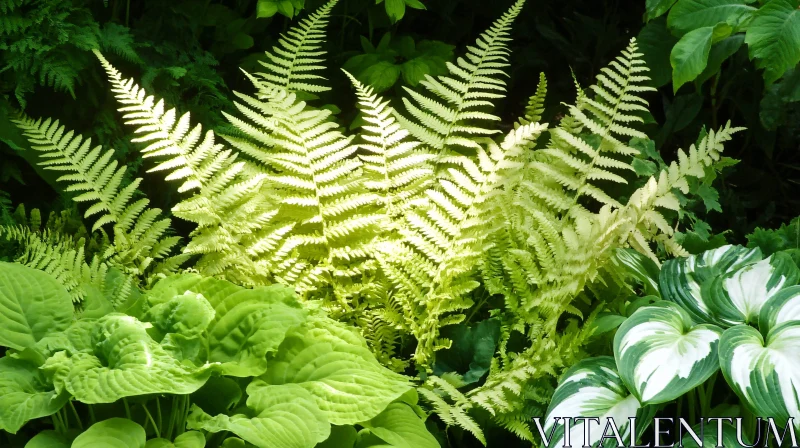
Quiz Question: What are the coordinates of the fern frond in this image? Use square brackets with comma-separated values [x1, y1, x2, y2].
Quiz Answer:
[396, 0, 526, 155]
[223, 82, 382, 301]
[378, 123, 547, 367]
[253, 0, 339, 94]
[517, 72, 547, 126]
[12, 116, 185, 281]
[347, 71, 435, 221]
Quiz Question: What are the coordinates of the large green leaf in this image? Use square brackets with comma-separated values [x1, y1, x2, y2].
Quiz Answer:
[187, 383, 330, 448]
[542, 357, 654, 448]
[41, 314, 214, 403]
[670, 24, 731, 92]
[356, 402, 439, 448]
[703, 252, 800, 326]
[614, 302, 722, 405]
[204, 286, 306, 377]
[744, 0, 800, 83]
[263, 316, 412, 425]
[646, 0, 679, 20]
[637, 18, 680, 87]
[0, 357, 69, 434]
[667, 0, 756, 36]
[660, 244, 762, 325]
[24, 430, 70, 448]
[720, 322, 800, 427]
[695, 34, 745, 85]
[759, 285, 800, 332]
[0, 262, 74, 350]
[432, 318, 500, 385]
[72, 418, 146, 448]
[143, 431, 205, 448]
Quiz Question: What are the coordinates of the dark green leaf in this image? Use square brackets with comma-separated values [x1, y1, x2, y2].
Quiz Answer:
[744, 0, 800, 83]
[432, 318, 500, 385]
[637, 18, 679, 87]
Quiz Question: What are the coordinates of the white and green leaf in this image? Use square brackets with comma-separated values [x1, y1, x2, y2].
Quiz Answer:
[660, 244, 762, 325]
[614, 302, 722, 405]
[703, 252, 800, 327]
[543, 357, 655, 448]
[720, 322, 800, 428]
[759, 285, 800, 333]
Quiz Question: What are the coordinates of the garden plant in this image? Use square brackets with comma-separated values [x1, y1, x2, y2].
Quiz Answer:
[1, 0, 800, 447]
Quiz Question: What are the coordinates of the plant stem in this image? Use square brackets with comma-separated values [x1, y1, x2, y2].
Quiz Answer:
[69, 401, 84, 431]
[123, 397, 132, 420]
[88, 404, 96, 425]
[143, 404, 161, 438]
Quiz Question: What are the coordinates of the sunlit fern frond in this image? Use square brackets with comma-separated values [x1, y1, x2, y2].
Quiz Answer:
[96, 52, 274, 281]
[522, 38, 656, 224]
[222, 82, 382, 301]
[253, 0, 339, 94]
[347, 71, 435, 222]
[396, 0, 526, 155]
[377, 123, 547, 368]
[12, 116, 186, 280]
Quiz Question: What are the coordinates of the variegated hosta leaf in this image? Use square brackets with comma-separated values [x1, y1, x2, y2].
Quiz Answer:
[703, 252, 800, 327]
[720, 322, 800, 428]
[614, 302, 722, 405]
[759, 285, 800, 333]
[681, 422, 748, 448]
[543, 357, 655, 448]
[660, 245, 762, 325]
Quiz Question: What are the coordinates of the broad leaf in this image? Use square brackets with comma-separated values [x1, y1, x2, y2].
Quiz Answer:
[703, 252, 800, 326]
[759, 285, 800, 332]
[204, 286, 306, 377]
[72, 418, 146, 448]
[318, 426, 358, 448]
[432, 318, 500, 385]
[695, 34, 745, 85]
[614, 302, 722, 404]
[543, 357, 654, 448]
[144, 431, 205, 448]
[681, 421, 749, 447]
[357, 402, 439, 448]
[0, 357, 69, 434]
[612, 248, 661, 296]
[667, 0, 755, 36]
[744, 0, 800, 83]
[24, 430, 70, 448]
[637, 18, 679, 87]
[0, 262, 73, 350]
[263, 316, 412, 425]
[720, 322, 800, 428]
[646, 0, 679, 20]
[670, 24, 731, 92]
[187, 383, 330, 448]
[660, 244, 762, 325]
[41, 314, 214, 403]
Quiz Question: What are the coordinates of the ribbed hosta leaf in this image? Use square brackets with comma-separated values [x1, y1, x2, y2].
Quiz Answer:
[263, 315, 412, 425]
[0, 262, 74, 351]
[143, 274, 307, 377]
[543, 357, 654, 448]
[660, 244, 762, 325]
[41, 314, 214, 403]
[144, 431, 205, 448]
[614, 302, 722, 404]
[0, 357, 69, 434]
[759, 285, 800, 333]
[187, 383, 330, 448]
[703, 252, 800, 327]
[72, 418, 146, 448]
[720, 322, 800, 428]
[358, 402, 440, 448]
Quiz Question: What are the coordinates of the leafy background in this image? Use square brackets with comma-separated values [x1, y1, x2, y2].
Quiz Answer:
[2, 0, 800, 446]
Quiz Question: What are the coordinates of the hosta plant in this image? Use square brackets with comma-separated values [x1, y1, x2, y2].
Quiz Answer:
[544, 243, 800, 446]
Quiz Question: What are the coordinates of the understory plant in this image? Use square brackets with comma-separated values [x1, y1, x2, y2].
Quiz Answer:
[0, 0, 747, 445]
[544, 239, 800, 447]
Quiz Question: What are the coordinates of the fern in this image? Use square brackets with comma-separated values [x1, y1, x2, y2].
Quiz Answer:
[517, 72, 547, 127]
[253, 0, 339, 94]
[11, 116, 187, 282]
[347, 71, 435, 222]
[378, 123, 547, 366]
[396, 0, 526, 155]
